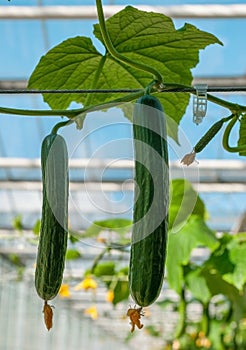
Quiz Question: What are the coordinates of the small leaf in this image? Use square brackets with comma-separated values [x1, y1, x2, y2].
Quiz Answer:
[68, 232, 79, 244]
[112, 280, 129, 305]
[12, 214, 23, 232]
[8, 253, 24, 267]
[83, 218, 132, 238]
[65, 249, 81, 260]
[32, 219, 41, 236]
[145, 325, 161, 337]
[93, 261, 115, 277]
[109, 266, 130, 305]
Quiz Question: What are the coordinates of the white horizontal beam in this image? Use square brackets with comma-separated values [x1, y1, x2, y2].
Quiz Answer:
[0, 157, 245, 171]
[0, 180, 245, 193]
[193, 76, 246, 87]
[0, 5, 246, 19]
[0, 158, 245, 186]
[1, 76, 246, 91]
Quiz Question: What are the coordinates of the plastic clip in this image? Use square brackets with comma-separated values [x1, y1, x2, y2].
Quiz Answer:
[193, 84, 208, 125]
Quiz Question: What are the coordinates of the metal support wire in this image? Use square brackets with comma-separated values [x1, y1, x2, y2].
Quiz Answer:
[0, 86, 246, 94]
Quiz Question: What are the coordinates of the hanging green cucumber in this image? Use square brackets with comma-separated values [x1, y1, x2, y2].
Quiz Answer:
[129, 94, 169, 308]
[181, 114, 235, 166]
[35, 132, 69, 330]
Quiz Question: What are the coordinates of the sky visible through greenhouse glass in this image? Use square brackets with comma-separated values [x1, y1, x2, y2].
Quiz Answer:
[0, 1, 245, 157]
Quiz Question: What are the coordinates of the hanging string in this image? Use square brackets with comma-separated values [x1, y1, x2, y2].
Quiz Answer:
[0, 86, 246, 94]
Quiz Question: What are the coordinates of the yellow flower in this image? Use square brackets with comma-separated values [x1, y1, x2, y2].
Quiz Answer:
[74, 276, 98, 291]
[106, 289, 114, 303]
[172, 339, 181, 350]
[84, 305, 98, 320]
[195, 332, 211, 348]
[59, 284, 71, 298]
[96, 237, 107, 244]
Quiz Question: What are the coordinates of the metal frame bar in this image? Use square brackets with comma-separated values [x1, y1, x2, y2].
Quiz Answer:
[0, 5, 246, 19]
[1, 77, 246, 91]
[0, 158, 245, 192]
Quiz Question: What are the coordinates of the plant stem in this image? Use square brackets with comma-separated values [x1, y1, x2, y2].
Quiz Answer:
[51, 120, 73, 134]
[174, 286, 187, 339]
[145, 80, 160, 95]
[201, 302, 210, 336]
[0, 83, 245, 120]
[74, 90, 144, 118]
[0, 106, 78, 117]
[95, 0, 163, 83]
[0, 90, 144, 119]
[222, 115, 246, 153]
[160, 83, 246, 113]
[90, 246, 110, 274]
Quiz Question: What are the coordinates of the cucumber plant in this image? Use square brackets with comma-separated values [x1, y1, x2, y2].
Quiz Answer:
[1, 0, 245, 336]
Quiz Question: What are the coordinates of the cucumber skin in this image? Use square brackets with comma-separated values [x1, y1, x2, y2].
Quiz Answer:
[194, 119, 224, 153]
[129, 95, 169, 307]
[35, 134, 69, 301]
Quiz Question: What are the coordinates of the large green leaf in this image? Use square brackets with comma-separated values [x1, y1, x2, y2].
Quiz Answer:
[94, 7, 221, 123]
[83, 218, 132, 237]
[166, 215, 218, 294]
[28, 6, 222, 140]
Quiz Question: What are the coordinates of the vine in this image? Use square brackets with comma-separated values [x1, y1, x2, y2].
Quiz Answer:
[223, 114, 246, 153]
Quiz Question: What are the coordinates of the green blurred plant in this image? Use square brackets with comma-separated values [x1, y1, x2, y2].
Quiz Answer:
[74, 179, 246, 349]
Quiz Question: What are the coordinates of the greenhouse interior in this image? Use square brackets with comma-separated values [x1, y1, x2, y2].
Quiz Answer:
[0, 1, 246, 349]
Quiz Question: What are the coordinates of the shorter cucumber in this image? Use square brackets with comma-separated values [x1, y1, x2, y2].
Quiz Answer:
[35, 133, 69, 323]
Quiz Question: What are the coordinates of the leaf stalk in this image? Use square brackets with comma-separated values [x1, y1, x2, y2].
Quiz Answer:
[95, 0, 163, 84]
